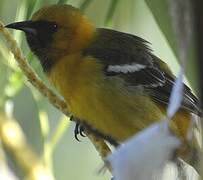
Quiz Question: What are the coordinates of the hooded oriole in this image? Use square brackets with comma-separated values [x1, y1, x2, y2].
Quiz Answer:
[5, 5, 201, 149]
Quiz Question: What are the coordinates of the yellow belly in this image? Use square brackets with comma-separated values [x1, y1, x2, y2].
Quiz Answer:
[48, 54, 191, 142]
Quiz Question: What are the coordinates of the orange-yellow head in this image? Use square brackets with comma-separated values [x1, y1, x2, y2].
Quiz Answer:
[5, 4, 95, 71]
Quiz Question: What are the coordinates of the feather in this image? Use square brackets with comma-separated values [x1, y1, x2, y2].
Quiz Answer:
[83, 28, 201, 115]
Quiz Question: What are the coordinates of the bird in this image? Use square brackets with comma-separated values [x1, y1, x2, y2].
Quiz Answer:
[5, 4, 201, 155]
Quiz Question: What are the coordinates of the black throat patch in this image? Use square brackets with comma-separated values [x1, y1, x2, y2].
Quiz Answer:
[25, 20, 58, 72]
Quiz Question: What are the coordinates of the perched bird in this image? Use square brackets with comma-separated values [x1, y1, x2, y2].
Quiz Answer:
[5, 5, 200, 149]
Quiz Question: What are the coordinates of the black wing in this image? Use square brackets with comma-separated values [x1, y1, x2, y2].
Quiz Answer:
[83, 28, 201, 115]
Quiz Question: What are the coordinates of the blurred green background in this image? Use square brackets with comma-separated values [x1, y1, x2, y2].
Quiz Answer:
[0, 0, 197, 179]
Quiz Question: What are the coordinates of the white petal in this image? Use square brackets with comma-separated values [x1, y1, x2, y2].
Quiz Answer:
[107, 121, 181, 180]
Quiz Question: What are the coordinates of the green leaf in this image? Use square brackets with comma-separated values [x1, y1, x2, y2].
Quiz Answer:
[57, 0, 70, 4]
[80, 0, 94, 11]
[13, 0, 28, 45]
[145, 0, 198, 91]
[0, 60, 9, 106]
[145, 0, 177, 57]
[27, 0, 44, 19]
[5, 70, 24, 97]
[105, 0, 120, 26]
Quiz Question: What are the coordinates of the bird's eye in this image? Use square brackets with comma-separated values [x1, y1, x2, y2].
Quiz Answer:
[52, 23, 58, 32]
[53, 24, 57, 29]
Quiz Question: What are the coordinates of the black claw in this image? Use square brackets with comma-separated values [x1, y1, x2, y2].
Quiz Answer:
[79, 126, 86, 137]
[74, 121, 86, 141]
[74, 119, 119, 147]
[74, 122, 80, 141]
[80, 131, 86, 137]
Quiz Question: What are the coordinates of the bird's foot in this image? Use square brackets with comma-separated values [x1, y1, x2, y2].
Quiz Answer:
[74, 120, 86, 141]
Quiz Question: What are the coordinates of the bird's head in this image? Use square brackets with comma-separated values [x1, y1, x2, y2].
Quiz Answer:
[5, 4, 95, 71]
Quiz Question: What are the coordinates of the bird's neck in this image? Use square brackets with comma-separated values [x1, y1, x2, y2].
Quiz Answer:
[68, 16, 96, 53]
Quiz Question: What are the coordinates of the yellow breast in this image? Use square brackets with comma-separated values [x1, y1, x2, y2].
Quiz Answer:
[47, 54, 166, 141]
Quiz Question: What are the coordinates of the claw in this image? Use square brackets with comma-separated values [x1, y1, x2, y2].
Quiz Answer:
[74, 122, 80, 141]
[74, 121, 86, 141]
[79, 125, 86, 137]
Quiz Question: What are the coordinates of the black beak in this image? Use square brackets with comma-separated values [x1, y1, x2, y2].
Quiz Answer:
[5, 21, 37, 34]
